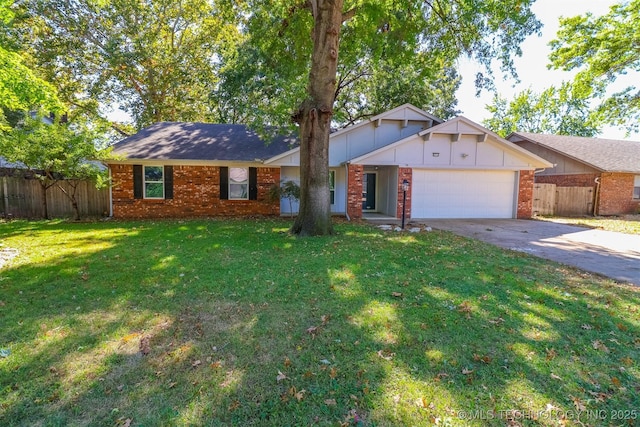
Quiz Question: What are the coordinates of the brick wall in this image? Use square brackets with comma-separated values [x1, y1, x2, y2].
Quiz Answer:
[535, 173, 598, 188]
[110, 164, 280, 218]
[516, 170, 534, 219]
[396, 168, 412, 219]
[346, 164, 363, 219]
[598, 173, 640, 215]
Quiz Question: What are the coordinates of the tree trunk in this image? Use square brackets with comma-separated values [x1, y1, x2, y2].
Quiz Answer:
[39, 182, 49, 220]
[291, 0, 344, 236]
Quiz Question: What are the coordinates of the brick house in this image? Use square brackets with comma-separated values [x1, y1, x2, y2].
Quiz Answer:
[508, 132, 640, 216]
[108, 104, 551, 219]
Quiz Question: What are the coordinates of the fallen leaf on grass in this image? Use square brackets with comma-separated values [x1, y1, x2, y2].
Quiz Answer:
[550, 373, 562, 380]
[473, 354, 492, 364]
[592, 340, 610, 353]
[391, 292, 403, 298]
[139, 336, 151, 355]
[545, 348, 557, 361]
[116, 418, 132, 427]
[611, 377, 621, 388]
[457, 301, 473, 318]
[276, 371, 287, 382]
[284, 356, 291, 367]
[321, 314, 330, 324]
[329, 367, 338, 379]
[588, 391, 609, 402]
[324, 398, 336, 406]
[621, 357, 634, 366]
[415, 397, 431, 408]
[616, 323, 628, 331]
[581, 324, 593, 330]
[192, 360, 201, 368]
[228, 400, 240, 411]
[488, 317, 504, 325]
[306, 326, 319, 336]
[461, 368, 474, 375]
[571, 396, 586, 411]
[377, 349, 395, 361]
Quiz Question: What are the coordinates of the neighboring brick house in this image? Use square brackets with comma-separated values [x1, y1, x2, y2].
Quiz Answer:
[108, 104, 551, 219]
[508, 132, 640, 216]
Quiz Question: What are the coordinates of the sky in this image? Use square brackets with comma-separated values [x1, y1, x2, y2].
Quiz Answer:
[455, 0, 637, 140]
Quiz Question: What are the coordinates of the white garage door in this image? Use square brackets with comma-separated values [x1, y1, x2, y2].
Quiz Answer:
[411, 170, 517, 218]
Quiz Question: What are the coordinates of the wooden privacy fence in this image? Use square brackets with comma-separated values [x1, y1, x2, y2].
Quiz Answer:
[1, 177, 109, 218]
[532, 183, 594, 217]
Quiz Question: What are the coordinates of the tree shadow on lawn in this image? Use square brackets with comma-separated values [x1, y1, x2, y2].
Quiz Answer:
[0, 219, 639, 426]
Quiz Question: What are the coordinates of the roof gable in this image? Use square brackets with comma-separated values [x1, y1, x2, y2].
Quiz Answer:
[112, 122, 298, 162]
[350, 116, 552, 169]
[508, 132, 640, 173]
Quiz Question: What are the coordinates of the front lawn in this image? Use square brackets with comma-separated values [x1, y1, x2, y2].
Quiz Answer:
[1, 219, 639, 426]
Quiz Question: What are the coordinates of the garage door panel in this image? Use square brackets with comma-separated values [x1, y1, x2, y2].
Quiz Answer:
[412, 170, 516, 218]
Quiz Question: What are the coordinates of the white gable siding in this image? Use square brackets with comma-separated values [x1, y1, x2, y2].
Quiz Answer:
[356, 134, 535, 169]
[328, 120, 426, 166]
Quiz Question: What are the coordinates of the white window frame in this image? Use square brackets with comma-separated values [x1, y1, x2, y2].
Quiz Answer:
[229, 167, 249, 200]
[329, 170, 336, 205]
[633, 175, 640, 200]
[143, 165, 164, 199]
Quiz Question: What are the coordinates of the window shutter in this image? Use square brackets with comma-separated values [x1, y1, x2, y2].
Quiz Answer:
[219, 166, 229, 199]
[133, 165, 143, 199]
[164, 166, 173, 199]
[249, 167, 258, 200]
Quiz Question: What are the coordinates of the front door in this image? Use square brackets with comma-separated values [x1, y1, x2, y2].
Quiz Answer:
[362, 173, 377, 211]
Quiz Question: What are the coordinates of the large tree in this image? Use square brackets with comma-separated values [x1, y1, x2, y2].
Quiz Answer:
[484, 82, 602, 137]
[14, 0, 241, 129]
[228, 1, 541, 235]
[549, 0, 640, 134]
[0, 0, 60, 128]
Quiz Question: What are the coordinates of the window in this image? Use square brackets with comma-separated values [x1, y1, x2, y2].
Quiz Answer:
[634, 175, 640, 200]
[229, 167, 249, 200]
[144, 166, 164, 199]
[133, 165, 173, 200]
[219, 167, 257, 200]
[329, 170, 335, 205]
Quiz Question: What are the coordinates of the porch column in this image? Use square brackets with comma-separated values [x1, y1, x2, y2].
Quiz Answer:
[347, 164, 363, 219]
[396, 168, 412, 219]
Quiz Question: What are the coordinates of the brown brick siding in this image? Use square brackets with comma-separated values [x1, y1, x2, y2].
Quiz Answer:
[598, 173, 640, 215]
[535, 173, 598, 188]
[396, 168, 412, 219]
[346, 164, 363, 219]
[110, 164, 280, 218]
[517, 170, 534, 219]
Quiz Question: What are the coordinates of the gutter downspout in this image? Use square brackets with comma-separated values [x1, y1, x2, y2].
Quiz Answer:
[344, 163, 350, 221]
[108, 166, 113, 218]
[593, 177, 601, 217]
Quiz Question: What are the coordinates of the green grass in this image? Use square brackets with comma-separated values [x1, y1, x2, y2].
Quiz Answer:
[536, 214, 640, 235]
[1, 218, 639, 426]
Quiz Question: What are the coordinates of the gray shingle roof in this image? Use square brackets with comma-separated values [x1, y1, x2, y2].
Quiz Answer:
[511, 132, 640, 173]
[112, 122, 298, 162]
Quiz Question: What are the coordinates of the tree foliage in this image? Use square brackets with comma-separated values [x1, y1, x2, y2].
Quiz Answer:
[0, 114, 111, 219]
[483, 82, 602, 137]
[224, 0, 541, 235]
[0, 0, 60, 128]
[549, 0, 640, 133]
[14, 0, 241, 129]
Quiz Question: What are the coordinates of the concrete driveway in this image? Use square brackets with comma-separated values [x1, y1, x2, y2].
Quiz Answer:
[420, 219, 640, 286]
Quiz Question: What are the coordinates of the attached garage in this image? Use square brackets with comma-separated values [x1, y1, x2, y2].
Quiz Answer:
[411, 169, 517, 218]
